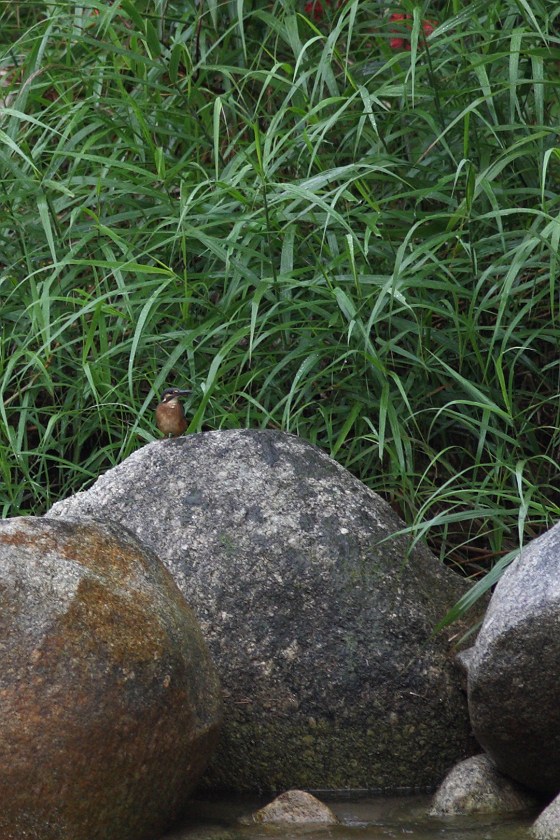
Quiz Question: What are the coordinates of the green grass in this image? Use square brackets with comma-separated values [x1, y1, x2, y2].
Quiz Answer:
[1, 0, 560, 617]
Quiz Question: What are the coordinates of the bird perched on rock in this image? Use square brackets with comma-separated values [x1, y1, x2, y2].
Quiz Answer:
[155, 388, 191, 437]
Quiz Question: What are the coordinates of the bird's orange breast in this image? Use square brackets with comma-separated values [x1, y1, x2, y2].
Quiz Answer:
[155, 401, 187, 436]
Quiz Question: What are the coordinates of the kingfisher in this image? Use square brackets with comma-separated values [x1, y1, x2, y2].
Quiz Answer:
[155, 387, 191, 437]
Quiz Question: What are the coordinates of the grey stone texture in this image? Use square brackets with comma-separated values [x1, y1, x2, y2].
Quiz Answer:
[532, 795, 560, 839]
[50, 428, 475, 792]
[468, 521, 560, 795]
[430, 754, 541, 815]
[0, 516, 222, 840]
[243, 790, 339, 824]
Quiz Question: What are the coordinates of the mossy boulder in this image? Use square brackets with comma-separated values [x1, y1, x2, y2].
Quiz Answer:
[0, 516, 222, 840]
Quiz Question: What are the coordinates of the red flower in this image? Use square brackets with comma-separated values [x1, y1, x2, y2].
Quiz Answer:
[389, 12, 437, 51]
[389, 12, 408, 49]
[422, 19, 436, 37]
[304, 0, 331, 20]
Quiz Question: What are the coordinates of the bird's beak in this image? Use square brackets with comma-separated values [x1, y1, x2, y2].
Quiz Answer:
[176, 389, 191, 395]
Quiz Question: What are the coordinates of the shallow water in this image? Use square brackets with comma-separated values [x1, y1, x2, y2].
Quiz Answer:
[163, 794, 538, 840]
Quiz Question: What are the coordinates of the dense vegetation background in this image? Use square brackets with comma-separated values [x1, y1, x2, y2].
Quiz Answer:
[1, 0, 559, 616]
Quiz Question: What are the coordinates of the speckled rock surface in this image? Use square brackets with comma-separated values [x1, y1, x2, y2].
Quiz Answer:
[468, 522, 560, 796]
[430, 754, 541, 815]
[50, 428, 474, 792]
[532, 794, 560, 839]
[0, 516, 222, 840]
[243, 790, 339, 824]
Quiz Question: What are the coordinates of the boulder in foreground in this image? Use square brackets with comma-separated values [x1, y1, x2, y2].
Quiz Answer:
[0, 516, 222, 840]
[468, 521, 560, 795]
[50, 429, 475, 792]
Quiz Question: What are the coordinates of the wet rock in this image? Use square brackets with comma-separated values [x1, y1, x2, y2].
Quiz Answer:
[430, 754, 541, 815]
[50, 428, 475, 792]
[0, 516, 222, 840]
[532, 795, 560, 839]
[243, 790, 338, 824]
[467, 521, 560, 795]
[455, 647, 473, 692]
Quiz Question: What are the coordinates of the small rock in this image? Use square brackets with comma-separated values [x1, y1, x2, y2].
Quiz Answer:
[243, 790, 339, 824]
[532, 794, 560, 839]
[430, 754, 541, 815]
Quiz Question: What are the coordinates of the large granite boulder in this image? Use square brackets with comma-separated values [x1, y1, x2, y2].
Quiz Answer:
[0, 516, 222, 840]
[51, 428, 474, 791]
[467, 521, 560, 795]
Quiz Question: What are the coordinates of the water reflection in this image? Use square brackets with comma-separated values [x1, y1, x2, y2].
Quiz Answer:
[163, 794, 537, 840]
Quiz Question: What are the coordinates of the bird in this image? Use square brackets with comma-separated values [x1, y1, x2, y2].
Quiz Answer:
[155, 387, 191, 437]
